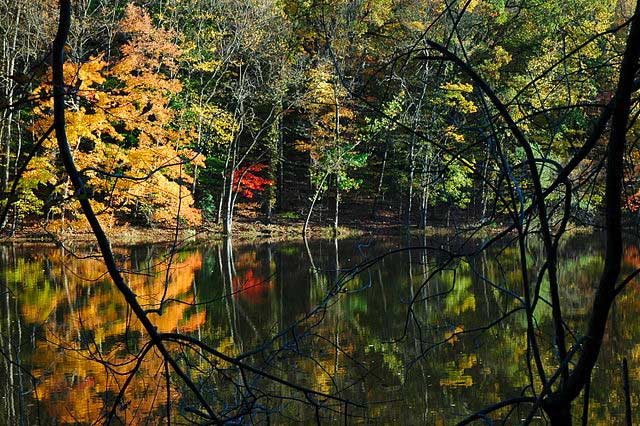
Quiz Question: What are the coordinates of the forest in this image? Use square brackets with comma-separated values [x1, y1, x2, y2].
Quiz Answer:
[1, 0, 640, 424]
[0, 0, 635, 237]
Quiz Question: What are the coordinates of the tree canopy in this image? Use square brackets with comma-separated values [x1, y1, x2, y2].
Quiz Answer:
[0, 0, 636, 235]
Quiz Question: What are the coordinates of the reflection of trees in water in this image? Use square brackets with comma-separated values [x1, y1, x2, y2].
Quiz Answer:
[0, 245, 35, 425]
[2, 235, 640, 423]
[30, 0, 638, 422]
[1, 245, 205, 423]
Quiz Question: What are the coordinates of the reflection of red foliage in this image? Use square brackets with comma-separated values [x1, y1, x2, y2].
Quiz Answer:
[233, 164, 273, 199]
[51, 375, 96, 393]
[625, 245, 640, 268]
[77, 376, 96, 391]
[232, 269, 272, 303]
[624, 245, 640, 292]
[627, 191, 640, 212]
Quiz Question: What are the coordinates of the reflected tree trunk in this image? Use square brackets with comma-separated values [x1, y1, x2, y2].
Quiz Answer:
[333, 236, 340, 376]
[224, 237, 238, 340]
[420, 150, 431, 230]
[2, 280, 16, 423]
[218, 244, 235, 341]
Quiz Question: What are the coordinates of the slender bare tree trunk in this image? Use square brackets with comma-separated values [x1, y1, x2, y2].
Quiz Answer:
[420, 148, 431, 230]
[277, 105, 284, 210]
[405, 135, 415, 228]
[0, 4, 21, 230]
[371, 137, 389, 219]
[332, 79, 340, 236]
[404, 66, 428, 228]
[303, 171, 329, 236]
[334, 174, 339, 236]
[223, 126, 239, 235]
[480, 146, 490, 219]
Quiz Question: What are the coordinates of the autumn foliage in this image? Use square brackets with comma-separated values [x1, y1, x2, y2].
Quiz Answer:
[16, 248, 206, 423]
[30, 5, 203, 227]
[232, 164, 273, 199]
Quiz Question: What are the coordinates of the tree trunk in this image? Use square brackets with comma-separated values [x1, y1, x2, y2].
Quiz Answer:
[404, 65, 428, 228]
[420, 149, 431, 230]
[405, 135, 415, 228]
[332, 78, 340, 236]
[543, 400, 573, 426]
[218, 130, 235, 225]
[1, 7, 19, 195]
[480, 146, 490, 219]
[333, 173, 339, 236]
[303, 171, 329, 236]
[371, 137, 389, 219]
[216, 174, 225, 224]
[265, 115, 280, 224]
[420, 184, 430, 231]
[224, 168, 234, 235]
[223, 128, 240, 235]
[0, 7, 20, 231]
[277, 109, 284, 211]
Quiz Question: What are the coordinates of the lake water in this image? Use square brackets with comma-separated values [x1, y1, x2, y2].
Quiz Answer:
[0, 234, 638, 424]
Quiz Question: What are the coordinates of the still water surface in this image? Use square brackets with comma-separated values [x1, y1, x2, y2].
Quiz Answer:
[0, 234, 639, 424]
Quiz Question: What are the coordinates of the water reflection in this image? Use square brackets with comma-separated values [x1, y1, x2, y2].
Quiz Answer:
[0, 234, 638, 424]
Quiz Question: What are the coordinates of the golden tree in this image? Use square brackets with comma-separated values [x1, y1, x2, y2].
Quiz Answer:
[30, 5, 203, 229]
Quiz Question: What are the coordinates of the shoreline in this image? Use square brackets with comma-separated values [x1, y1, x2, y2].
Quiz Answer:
[0, 219, 599, 247]
[0, 223, 383, 247]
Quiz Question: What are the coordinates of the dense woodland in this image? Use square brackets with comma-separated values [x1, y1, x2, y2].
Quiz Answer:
[0, 0, 638, 236]
[1, 1, 640, 425]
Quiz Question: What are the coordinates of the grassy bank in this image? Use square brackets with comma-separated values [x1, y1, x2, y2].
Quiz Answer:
[1, 217, 597, 247]
[0, 219, 368, 246]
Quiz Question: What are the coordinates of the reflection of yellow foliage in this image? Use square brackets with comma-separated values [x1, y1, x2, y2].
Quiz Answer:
[457, 295, 476, 315]
[631, 344, 640, 365]
[460, 353, 477, 370]
[445, 325, 464, 345]
[216, 336, 240, 368]
[439, 374, 473, 388]
[440, 354, 476, 388]
[13, 246, 207, 423]
[32, 346, 179, 424]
